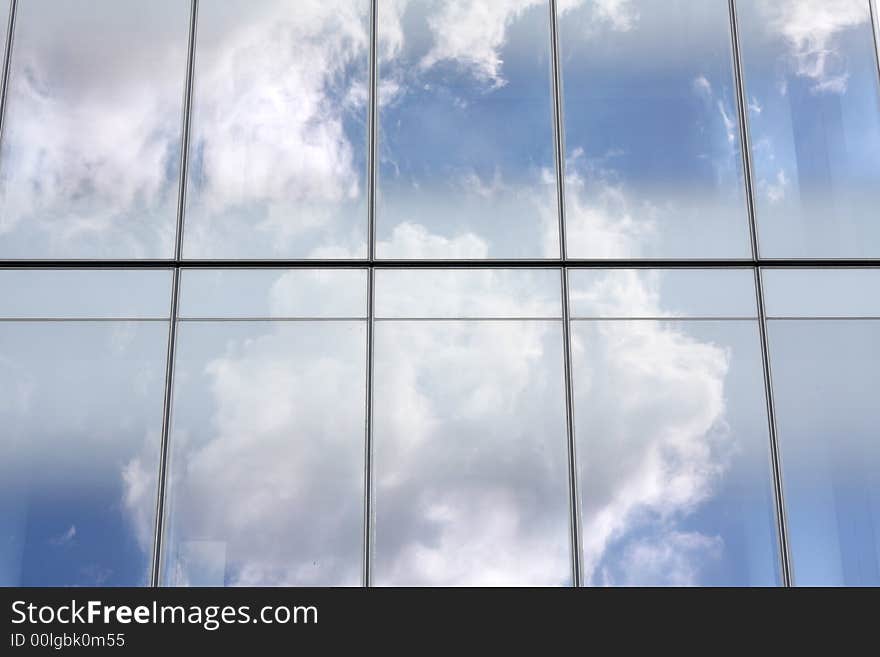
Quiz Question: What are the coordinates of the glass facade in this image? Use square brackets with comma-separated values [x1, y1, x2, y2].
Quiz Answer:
[1, 0, 878, 587]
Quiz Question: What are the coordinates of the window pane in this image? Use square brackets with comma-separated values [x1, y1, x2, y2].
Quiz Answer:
[0, 0, 190, 259]
[763, 268, 880, 318]
[569, 271, 780, 586]
[183, 0, 370, 259]
[738, 0, 880, 258]
[372, 319, 571, 585]
[0, 269, 172, 319]
[162, 271, 367, 586]
[769, 319, 880, 585]
[376, 0, 559, 259]
[375, 268, 561, 318]
[0, 322, 168, 585]
[179, 269, 367, 319]
[568, 269, 757, 318]
[559, 0, 750, 258]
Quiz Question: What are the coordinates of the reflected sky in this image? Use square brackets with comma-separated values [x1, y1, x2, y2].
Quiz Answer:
[154, 270, 368, 586]
[769, 320, 880, 585]
[0, 322, 167, 586]
[569, 270, 780, 586]
[183, 0, 370, 259]
[764, 268, 880, 585]
[0, 0, 189, 258]
[373, 320, 572, 585]
[377, 0, 559, 259]
[559, 0, 751, 258]
[161, 321, 367, 586]
[738, 0, 880, 258]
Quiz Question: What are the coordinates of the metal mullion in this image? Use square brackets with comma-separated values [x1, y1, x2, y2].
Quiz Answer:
[728, 0, 792, 587]
[549, 0, 582, 586]
[754, 267, 793, 586]
[871, 0, 880, 91]
[728, 0, 760, 261]
[150, 0, 198, 589]
[560, 267, 582, 586]
[549, 0, 567, 262]
[0, 0, 15, 147]
[362, 267, 376, 587]
[368, 0, 378, 262]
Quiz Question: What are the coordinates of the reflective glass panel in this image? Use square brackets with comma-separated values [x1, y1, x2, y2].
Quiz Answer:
[0, 0, 190, 258]
[738, 0, 880, 258]
[372, 270, 571, 585]
[0, 269, 172, 319]
[763, 268, 880, 318]
[179, 269, 367, 319]
[374, 268, 561, 318]
[162, 271, 367, 586]
[764, 270, 880, 585]
[0, 269, 170, 585]
[559, 0, 750, 258]
[569, 270, 781, 585]
[183, 0, 370, 259]
[376, 0, 559, 259]
[568, 268, 757, 318]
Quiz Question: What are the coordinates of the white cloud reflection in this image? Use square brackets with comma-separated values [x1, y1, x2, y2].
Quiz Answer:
[115, 262, 763, 587]
[761, 0, 870, 94]
[184, 0, 370, 258]
[0, 0, 189, 257]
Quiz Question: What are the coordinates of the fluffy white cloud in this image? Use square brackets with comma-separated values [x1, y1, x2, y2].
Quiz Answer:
[763, 0, 870, 94]
[564, 150, 657, 258]
[190, 1, 368, 216]
[0, 0, 187, 256]
[419, 0, 545, 86]
[559, 0, 639, 32]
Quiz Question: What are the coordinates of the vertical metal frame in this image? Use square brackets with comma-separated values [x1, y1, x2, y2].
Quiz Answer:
[728, 0, 792, 587]
[871, 0, 880, 89]
[150, 0, 199, 588]
[549, 0, 582, 587]
[0, 0, 17, 148]
[362, 0, 379, 587]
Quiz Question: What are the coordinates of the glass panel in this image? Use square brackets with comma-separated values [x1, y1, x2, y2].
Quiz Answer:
[0, 0, 190, 259]
[571, 318, 780, 586]
[372, 318, 571, 585]
[762, 268, 880, 318]
[768, 319, 880, 585]
[559, 0, 750, 258]
[376, 0, 559, 259]
[738, 0, 880, 258]
[375, 268, 561, 318]
[0, 322, 168, 585]
[568, 269, 757, 318]
[0, 270, 172, 319]
[179, 269, 367, 319]
[163, 318, 367, 586]
[183, 0, 370, 259]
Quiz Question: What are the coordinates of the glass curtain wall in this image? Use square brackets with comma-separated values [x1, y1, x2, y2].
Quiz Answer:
[0, 0, 879, 587]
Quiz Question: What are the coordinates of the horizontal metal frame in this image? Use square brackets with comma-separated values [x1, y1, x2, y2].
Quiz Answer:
[1, 259, 880, 269]
[0, 317, 168, 322]
[767, 316, 880, 321]
[570, 316, 758, 321]
[177, 316, 367, 322]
